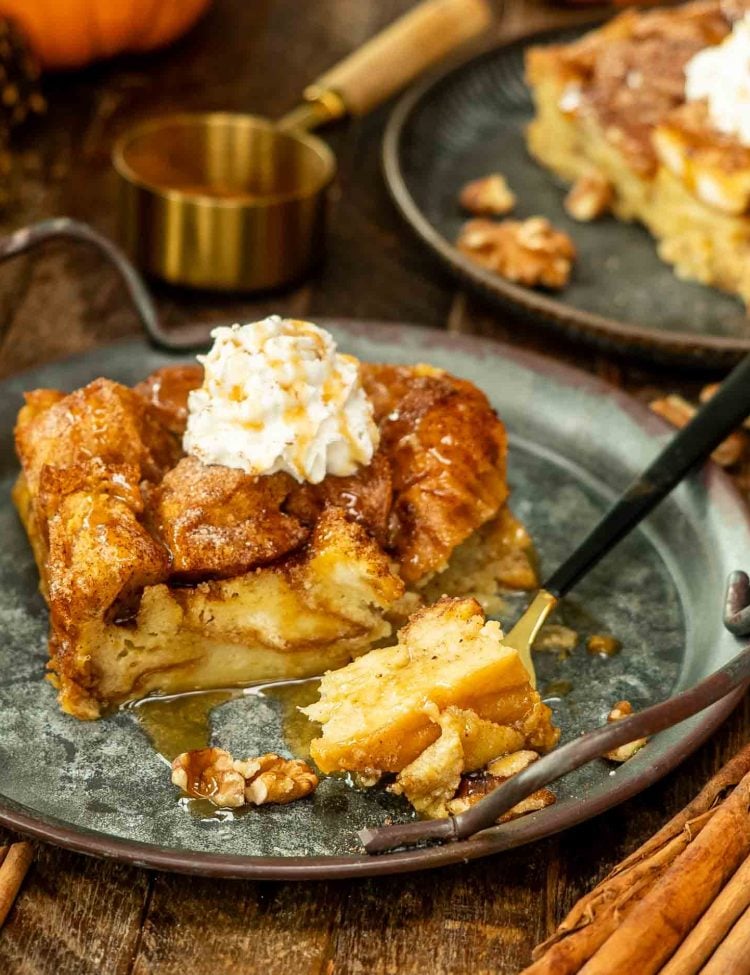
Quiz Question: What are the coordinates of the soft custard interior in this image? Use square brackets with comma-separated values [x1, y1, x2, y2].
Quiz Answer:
[15, 474, 403, 719]
[303, 596, 558, 776]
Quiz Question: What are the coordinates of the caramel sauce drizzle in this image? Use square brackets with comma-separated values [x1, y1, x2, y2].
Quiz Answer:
[126, 678, 320, 765]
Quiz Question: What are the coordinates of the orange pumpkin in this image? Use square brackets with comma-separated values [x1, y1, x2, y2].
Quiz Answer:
[0, 0, 212, 70]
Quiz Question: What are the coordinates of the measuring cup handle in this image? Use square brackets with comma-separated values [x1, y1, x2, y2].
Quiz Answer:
[310, 0, 493, 118]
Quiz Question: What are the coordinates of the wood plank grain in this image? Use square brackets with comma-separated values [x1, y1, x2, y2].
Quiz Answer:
[128, 849, 549, 975]
[327, 852, 549, 975]
[0, 0, 749, 973]
[130, 874, 333, 975]
[0, 830, 149, 975]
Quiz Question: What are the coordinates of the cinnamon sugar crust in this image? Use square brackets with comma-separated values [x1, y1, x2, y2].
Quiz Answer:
[527, 0, 736, 176]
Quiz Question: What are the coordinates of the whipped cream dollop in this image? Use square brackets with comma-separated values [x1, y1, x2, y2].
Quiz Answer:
[685, 13, 750, 147]
[183, 317, 379, 483]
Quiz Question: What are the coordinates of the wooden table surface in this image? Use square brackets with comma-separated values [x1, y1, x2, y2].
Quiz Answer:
[1, 2, 748, 972]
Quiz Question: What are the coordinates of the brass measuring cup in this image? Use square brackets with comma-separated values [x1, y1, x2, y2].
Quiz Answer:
[112, 0, 492, 292]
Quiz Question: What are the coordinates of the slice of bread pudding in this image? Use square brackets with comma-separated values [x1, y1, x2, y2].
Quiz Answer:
[303, 597, 559, 818]
[14, 347, 536, 719]
[526, 0, 750, 305]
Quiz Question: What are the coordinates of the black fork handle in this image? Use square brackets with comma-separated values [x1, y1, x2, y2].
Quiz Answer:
[544, 353, 750, 598]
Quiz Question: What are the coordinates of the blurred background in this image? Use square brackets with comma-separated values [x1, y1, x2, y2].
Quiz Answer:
[0, 0, 609, 376]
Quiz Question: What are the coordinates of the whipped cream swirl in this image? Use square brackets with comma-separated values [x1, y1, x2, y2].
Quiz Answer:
[685, 13, 750, 147]
[183, 317, 379, 483]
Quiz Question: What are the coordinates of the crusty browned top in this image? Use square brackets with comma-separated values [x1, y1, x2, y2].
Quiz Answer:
[526, 0, 742, 175]
[659, 99, 750, 174]
[361, 364, 508, 583]
[130, 360, 508, 583]
[14, 360, 509, 632]
[133, 364, 203, 435]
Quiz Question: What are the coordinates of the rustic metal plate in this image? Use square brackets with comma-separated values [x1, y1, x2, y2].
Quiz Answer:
[0, 320, 747, 878]
[383, 25, 750, 368]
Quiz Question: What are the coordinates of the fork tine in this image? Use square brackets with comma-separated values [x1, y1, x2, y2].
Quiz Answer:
[503, 589, 558, 687]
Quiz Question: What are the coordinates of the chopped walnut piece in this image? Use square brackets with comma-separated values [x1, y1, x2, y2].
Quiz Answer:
[244, 754, 319, 806]
[457, 217, 576, 290]
[171, 747, 247, 808]
[171, 748, 318, 808]
[603, 700, 648, 763]
[500, 790, 556, 820]
[650, 395, 747, 467]
[564, 172, 613, 221]
[353, 769, 383, 789]
[586, 633, 621, 657]
[446, 750, 555, 821]
[609, 699, 633, 722]
[459, 174, 516, 216]
[535, 623, 578, 657]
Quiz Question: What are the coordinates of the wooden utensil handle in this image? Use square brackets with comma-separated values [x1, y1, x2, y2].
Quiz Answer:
[311, 0, 493, 117]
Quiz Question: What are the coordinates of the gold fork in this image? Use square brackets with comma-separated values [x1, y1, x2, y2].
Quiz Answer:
[503, 590, 558, 687]
[361, 345, 750, 851]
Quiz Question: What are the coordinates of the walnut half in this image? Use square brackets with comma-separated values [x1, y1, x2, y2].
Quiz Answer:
[457, 217, 576, 290]
[171, 747, 318, 808]
[243, 754, 320, 806]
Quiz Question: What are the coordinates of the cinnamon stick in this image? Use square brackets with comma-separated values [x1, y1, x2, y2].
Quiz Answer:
[699, 902, 750, 975]
[578, 770, 750, 974]
[521, 814, 714, 975]
[523, 743, 750, 975]
[659, 853, 750, 975]
[0, 841, 33, 928]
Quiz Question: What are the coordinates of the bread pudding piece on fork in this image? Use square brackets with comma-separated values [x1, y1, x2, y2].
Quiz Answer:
[525, 0, 750, 305]
[13, 327, 537, 719]
[303, 596, 559, 819]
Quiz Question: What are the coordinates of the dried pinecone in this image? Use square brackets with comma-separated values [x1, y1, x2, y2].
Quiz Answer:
[0, 18, 45, 194]
[0, 18, 45, 129]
